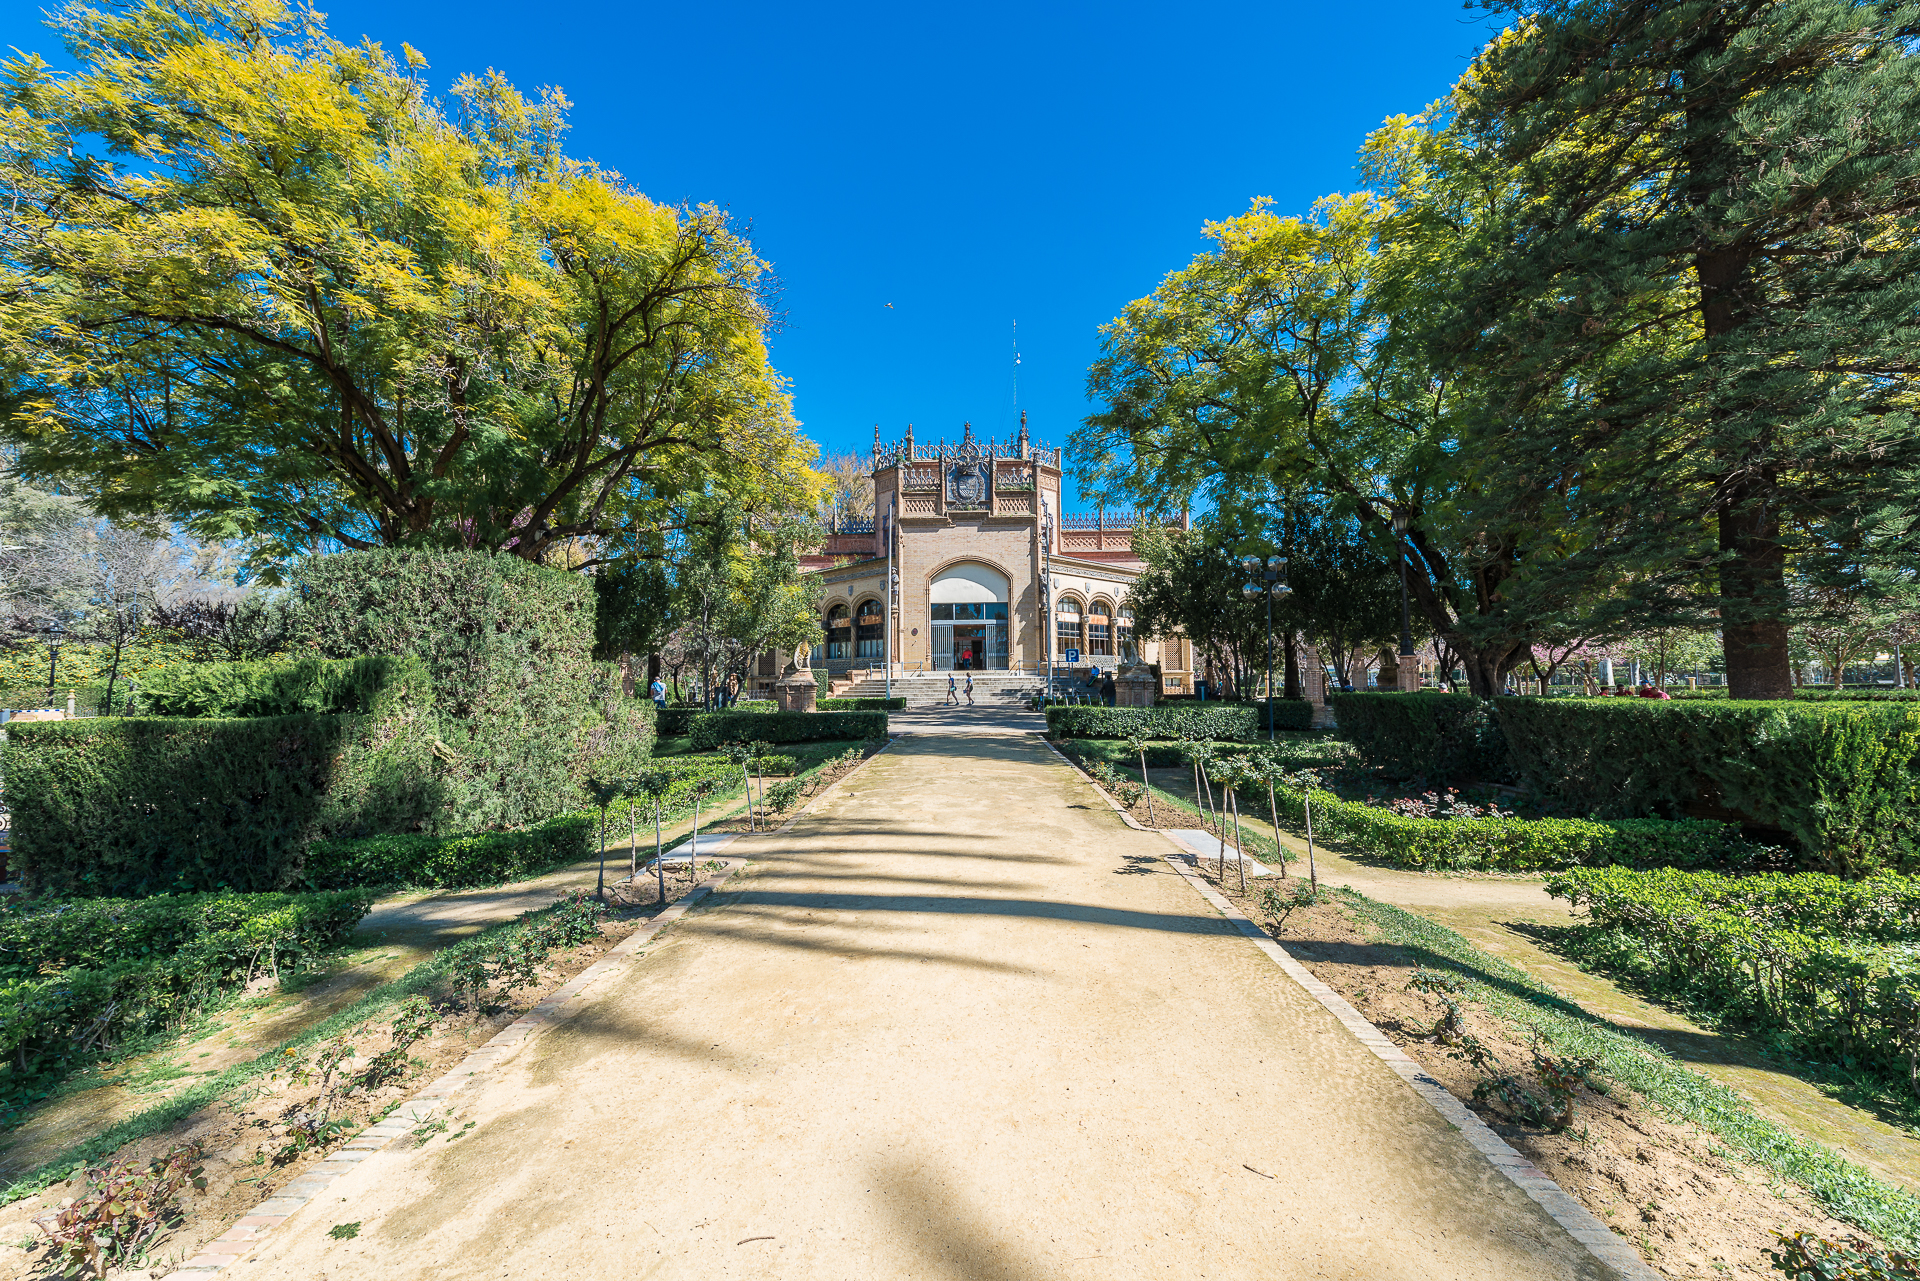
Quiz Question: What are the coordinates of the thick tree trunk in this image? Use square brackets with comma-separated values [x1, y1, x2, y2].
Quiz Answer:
[1282, 632, 1301, 700]
[1718, 490, 1794, 700]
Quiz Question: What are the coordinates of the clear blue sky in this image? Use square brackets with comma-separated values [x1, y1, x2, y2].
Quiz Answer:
[11, 0, 1502, 511]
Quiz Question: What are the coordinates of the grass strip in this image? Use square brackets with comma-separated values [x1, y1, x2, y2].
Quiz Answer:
[0, 740, 879, 1202]
[0, 894, 586, 1206]
[1335, 886, 1920, 1251]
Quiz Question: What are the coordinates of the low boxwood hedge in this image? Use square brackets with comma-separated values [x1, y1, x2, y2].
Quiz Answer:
[301, 813, 596, 891]
[1492, 698, 1920, 876]
[1260, 785, 1758, 873]
[817, 697, 906, 711]
[1065, 736, 1353, 771]
[688, 710, 886, 750]
[1044, 704, 1261, 741]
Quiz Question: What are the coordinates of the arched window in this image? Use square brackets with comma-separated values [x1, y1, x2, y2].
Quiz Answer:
[824, 604, 852, 660]
[1088, 597, 1114, 656]
[1057, 597, 1083, 656]
[855, 598, 885, 659]
[1117, 605, 1134, 654]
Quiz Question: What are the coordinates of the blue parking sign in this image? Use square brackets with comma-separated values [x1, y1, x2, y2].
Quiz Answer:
[1065, 648, 1080, 663]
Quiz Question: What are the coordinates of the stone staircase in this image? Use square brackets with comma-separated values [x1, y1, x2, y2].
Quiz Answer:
[844, 672, 1044, 708]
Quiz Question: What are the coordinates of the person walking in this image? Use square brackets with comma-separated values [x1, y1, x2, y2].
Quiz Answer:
[946, 672, 959, 706]
[1100, 670, 1116, 707]
[964, 672, 975, 706]
[649, 676, 667, 711]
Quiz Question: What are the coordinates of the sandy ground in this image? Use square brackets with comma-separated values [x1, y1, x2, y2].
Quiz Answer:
[1127, 763, 1920, 1196]
[0, 795, 752, 1182]
[232, 731, 1609, 1281]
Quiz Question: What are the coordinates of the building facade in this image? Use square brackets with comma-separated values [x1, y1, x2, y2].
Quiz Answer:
[802, 420, 1196, 692]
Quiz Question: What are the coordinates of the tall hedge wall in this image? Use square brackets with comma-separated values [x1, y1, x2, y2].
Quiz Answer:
[292, 549, 594, 829]
[1492, 698, 1920, 876]
[1328, 692, 1511, 783]
[9, 651, 447, 895]
[9, 715, 349, 896]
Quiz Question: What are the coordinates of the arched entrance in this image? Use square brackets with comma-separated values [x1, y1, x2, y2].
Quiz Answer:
[930, 563, 1009, 670]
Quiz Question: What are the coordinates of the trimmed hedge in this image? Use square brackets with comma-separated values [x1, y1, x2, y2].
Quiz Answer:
[1255, 785, 1757, 872]
[0, 889, 373, 1081]
[303, 814, 596, 891]
[6, 655, 444, 896]
[1544, 867, 1920, 1095]
[293, 548, 594, 829]
[817, 697, 906, 711]
[138, 656, 392, 719]
[1493, 699, 1920, 875]
[688, 710, 887, 750]
[1258, 698, 1315, 733]
[1066, 736, 1353, 772]
[1044, 704, 1260, 741]
[11, 715, 353, 897]
[1330, 692, 1510, 783]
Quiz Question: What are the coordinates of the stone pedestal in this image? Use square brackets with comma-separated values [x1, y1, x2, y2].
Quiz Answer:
[1114, 665, 1156, 708]
[1299, 646, 1327, 706]
[1397, 661, 1423, 693]
[774, 664, 818, 713]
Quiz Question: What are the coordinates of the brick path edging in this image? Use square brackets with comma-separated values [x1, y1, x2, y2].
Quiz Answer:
[159, 858, 745, 1277]
[1042, 733, 1659, 1281]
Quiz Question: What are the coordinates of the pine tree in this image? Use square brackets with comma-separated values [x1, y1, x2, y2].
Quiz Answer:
[1449, 0, 1920, 698]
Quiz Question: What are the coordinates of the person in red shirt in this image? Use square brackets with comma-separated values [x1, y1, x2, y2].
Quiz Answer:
[1636, 682, 1672, 701]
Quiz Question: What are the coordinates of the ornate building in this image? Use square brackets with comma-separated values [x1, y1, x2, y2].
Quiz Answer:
[802, 419, 1196, 693]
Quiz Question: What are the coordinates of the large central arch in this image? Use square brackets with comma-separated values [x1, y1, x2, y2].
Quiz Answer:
[929, 562, 1009, 670]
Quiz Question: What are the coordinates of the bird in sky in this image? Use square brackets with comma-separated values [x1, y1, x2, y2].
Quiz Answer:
[885, 302, 893, 308]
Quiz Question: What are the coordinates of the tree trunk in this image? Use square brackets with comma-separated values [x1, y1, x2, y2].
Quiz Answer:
[1718, 491, 1794, 699]
[1282, 632, 1300, 700]
[647, 651, 661, 688]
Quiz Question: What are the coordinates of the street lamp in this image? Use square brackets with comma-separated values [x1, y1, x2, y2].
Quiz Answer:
[41, 620, 64, 706]
[1240, 555, 1290, 741]
[1390, 506, 1415, 687]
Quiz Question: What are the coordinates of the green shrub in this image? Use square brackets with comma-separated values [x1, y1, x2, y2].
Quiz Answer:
[1492, 699, 1920, 875]
[1544, 866, 1920, 1095]
[575, 662, 656, 782]
[1255, 785, 1755, 872]
[811, 668, 831, 697]
[303, 814, 595, 890]
[1795, 688, 1920, 702]
[655, 707, 698, 737]
[817, 697, 906, 711]
[292, 548, 593, 829]
[6, 656, 443, 896]
[688, 710, 887, 750]
[1065, 736, 1353, 771]
[0, 889, 373, 1083]
[1257, 698, 1315, 732]
[11, 716, 349, 897]
[138, 656, 393, 718]
[1044, 704, 1259, 741]
[1330, 692, 1510, 782]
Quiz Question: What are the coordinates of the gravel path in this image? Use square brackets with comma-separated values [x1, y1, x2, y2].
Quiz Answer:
[234, 732, 1608, 1280]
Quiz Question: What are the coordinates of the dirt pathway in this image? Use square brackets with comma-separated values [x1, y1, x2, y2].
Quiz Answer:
[236, 733, 1608, 1281]
[1138, 766, 1920, 1195]
[0, 796, 749, 1182]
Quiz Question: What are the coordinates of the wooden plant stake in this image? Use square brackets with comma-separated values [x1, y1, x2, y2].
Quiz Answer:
[1264, 770, 1289, 878]
[1304, 786, 1318, 895]
[1229, 785, 1248, 893]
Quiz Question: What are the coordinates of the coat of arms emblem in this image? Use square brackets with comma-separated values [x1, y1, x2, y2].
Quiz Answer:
[947, 462, 989, 508]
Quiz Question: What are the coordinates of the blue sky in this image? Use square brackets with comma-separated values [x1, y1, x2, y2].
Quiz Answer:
[10, 0, 1502, 511]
